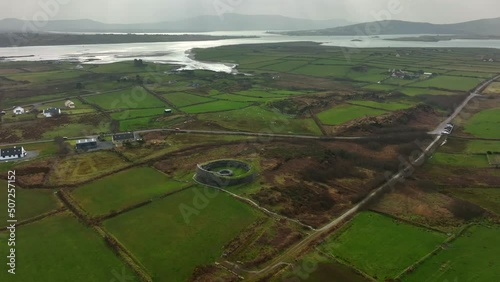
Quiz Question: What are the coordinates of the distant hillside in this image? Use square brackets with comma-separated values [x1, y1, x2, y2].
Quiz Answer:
[276, 18, 500, 36]
[0, 14, 351, 33]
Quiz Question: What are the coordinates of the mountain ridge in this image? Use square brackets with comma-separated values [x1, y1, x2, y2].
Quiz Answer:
[275, 17, 500, 36]
[0, 14, 351, 33]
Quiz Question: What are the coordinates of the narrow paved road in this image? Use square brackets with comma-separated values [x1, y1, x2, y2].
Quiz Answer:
[430, 74, 500, 135]
[226, 75, 499, 280]
[239, 135, 442, 279]
[0, 128, 376, 147]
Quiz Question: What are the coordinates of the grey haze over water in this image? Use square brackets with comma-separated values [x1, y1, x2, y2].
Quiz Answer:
[2, 32, 500, 73]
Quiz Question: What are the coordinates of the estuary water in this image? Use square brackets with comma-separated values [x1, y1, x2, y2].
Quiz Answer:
[1, 31, 500, 73]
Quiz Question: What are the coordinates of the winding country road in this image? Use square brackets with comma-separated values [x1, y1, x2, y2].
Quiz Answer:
[226, 135, 442, 279]
[1, 72, 498, 280]
[221, 75, 500, 279]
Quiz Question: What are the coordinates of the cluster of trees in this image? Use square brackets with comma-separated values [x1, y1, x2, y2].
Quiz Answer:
[54, 136, 71, 155]
[133, 59, 145, 67]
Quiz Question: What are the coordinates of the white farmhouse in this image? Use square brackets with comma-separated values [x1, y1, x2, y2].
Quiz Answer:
[0, 147, 27, 161]
[43, 108, 61, 118]
[13, 106, 25, 115]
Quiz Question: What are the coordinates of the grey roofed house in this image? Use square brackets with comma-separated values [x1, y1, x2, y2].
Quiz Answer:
[13, 106, 25, 115]
[43, 107, 61, 117]
[0, 147, 27, 160]
[112, 132, 136, 144]
[75, 138, 98, 150]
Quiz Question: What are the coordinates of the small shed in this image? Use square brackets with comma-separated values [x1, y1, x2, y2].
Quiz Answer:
[65, 100, 76, 109]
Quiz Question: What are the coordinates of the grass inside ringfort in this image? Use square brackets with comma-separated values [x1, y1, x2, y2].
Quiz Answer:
[72, 167, 188, 216]
[320, 212, 447, 280]
[0, 213, 138, 282]
[103, 186, 262, 281]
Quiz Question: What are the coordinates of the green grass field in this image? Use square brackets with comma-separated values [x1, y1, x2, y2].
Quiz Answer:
[465, 140, 500, 154]
[42, 121, 110, 139]
[110, 108, 164, 120]
[90, 61, 174, 74]
[349, 100, 415, 111]
[180, 100, 250, 114]
[445, 71, 495, 78]
[4, 70, 84, 83]
[291, 65, 352, 77]
[84, 88, 165, 109]
[399, 87, 459, 96]
[464, 108, 500, 138]
[409, 76, 482, 91]
[72, 167, 188, 216]
[403, 225, 500, 282]
[49, 151, 130, 185]
[163, 92, 215, 107]
[118, 116, 161, 131]
[0, 213, 138, 282]
[0, 180, 60, 227]
[430, 153, 490, 168]
[317, 104, 388, 126]
[320, 212, 447, 280]
[214, 93, 282, 102]
[362, 84, 398, 92]
[444, 188, 500, 214]
[345, 69, 388, 83]
[235, 89, 285, 98]
[103, 186, 261, 281]
[198, 106, 322, 135]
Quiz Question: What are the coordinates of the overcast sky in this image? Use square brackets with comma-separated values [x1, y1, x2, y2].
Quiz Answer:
[1, 0, 499, 24]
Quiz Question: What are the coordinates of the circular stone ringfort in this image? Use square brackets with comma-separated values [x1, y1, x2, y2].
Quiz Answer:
[194, 159, 257, 188]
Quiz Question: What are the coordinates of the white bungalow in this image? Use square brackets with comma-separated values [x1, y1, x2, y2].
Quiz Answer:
[43, 108, 61, 118]
[13, 106, 25, 115]
[0, 147, 27, 161]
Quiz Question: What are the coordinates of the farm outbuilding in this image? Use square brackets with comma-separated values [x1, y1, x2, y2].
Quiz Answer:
[65, 100, 76, 109]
